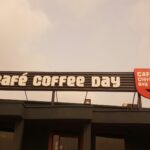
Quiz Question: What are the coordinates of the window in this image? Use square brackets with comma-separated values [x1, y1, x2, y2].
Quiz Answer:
[50, 134, 79, 150]
[96, 136, 125, 150]
[59, 136, 78, 150]
[0, 131, 14, 150]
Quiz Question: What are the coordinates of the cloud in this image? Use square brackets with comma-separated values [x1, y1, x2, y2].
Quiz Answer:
[130, 0, 150, 63]
[58, 0, 108, 17]
[130, 0, 150, 34]
[0, 0, 51, 70]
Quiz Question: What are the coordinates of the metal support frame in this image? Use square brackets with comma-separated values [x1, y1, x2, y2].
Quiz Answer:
[137, 93, 142, 109]
[51, 91, 56, 105]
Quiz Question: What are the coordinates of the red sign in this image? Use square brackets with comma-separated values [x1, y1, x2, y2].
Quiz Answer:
[134, 68, 150, 99]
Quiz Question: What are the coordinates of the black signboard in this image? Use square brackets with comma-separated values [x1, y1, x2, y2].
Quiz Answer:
[0, 71, 136, 92]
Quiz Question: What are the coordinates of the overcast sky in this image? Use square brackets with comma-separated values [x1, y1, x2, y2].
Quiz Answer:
[0, 0, 150, 107]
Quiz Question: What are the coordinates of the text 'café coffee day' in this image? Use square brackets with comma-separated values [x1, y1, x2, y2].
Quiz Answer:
[0, 73, 120, 88]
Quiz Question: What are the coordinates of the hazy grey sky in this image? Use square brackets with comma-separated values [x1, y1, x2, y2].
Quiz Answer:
[0, 0, 150, 107]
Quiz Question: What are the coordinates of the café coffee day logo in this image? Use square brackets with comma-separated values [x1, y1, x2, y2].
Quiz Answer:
[134, 68, 150, 99]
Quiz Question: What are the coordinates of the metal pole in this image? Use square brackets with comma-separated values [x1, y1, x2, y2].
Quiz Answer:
[138, 93, 142, 109]
[51, 91, 55, 105]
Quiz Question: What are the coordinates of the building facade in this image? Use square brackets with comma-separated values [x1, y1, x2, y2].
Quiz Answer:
[0, 100, 150, 150]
